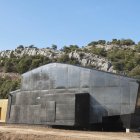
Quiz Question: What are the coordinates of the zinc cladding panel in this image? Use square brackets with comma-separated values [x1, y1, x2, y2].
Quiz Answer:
[51, 65, 68, 89]
[129, 82, 139, 105]
[30, 70, 40, 90]
[40, 67, 50, 90]
[33, 105, 41, 124]
[29, 67, 47, 90]
[29, 66, 51, 91]
[80, 68, 90, 88]
[121, 86, 130, 105]
[41, 100, 55, 123]
[15, 91, 39, 105]
[44, 93, 75, 102]
[15, 92, 22, 105]
[104, 74, 120, 87]
[90, 85, 121, 118]
[22, 67, 51, 91]
[26, 105, 41, 124]
[21, 72, 31, 91]
[47, 64, 57, 89]
[41, 93, 75, 125]
[90, 87, 121, 105]
[9, 104, 41, 124]
[19, 105, 28, 123]
[9, 105, 20, 123]
[89, 70, 138, 119]
[46, 101, 55, 122]
[26, 105, 34, 124]
[90, 70, 105, 87]
[68, 65, 80, 88]
[32, 69, 43, 91]
[103, 87, 122, 105]
[55, 95, 75, 125]
[120, 81, 139, 114]
[40, 97, 47, 122]
[89, 87, 122, 122]
[27, 92, 37, 105]
[56, 103, 75, 120]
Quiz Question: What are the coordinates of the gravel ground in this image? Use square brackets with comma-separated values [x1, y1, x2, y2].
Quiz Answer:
[0, 124, 140, 140]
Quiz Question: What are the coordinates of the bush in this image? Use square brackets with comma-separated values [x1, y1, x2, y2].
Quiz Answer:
[4, 59, 18, 73]
[88, 40, 106, 46]
[61, 45, 79, 53]
[57, 54, 79, 65]
[0, 77, 20, 99]
[135, 42, 140, 52]
[91, 47, 107, 57]
[128, 65, 140, 78]
[17, 56, 32, 74]
[112, 60, 125, 71]
[120, 39, 135, 46]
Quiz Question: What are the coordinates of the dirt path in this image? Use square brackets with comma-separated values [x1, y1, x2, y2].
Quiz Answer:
[0, 125, 139, 140]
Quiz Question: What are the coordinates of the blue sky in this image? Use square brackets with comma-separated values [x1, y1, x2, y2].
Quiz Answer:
[0, 0, 140, 50]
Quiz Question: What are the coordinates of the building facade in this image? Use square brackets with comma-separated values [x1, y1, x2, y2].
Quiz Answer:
[6, 63, 140, 129]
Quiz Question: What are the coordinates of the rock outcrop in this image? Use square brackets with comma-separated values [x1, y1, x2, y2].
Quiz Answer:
[0, 46, 117, 73]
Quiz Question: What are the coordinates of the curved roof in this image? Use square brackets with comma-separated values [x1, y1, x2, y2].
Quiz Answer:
[23, 63, 137, 80]
[21, 63, 138, 91]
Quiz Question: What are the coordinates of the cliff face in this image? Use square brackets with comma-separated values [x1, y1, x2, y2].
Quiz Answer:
[0, 46, 116, 73]
[69, 51, 115, 72]
[0, 47, 64, 59]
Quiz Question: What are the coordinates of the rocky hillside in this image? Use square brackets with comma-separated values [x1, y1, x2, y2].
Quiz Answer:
[0, 39, 140, 75]
[0, 45, 115, 73]
[0, 39, 140, 98]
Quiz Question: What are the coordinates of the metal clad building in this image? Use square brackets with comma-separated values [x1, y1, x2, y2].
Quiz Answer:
[6, 63, 140, 128]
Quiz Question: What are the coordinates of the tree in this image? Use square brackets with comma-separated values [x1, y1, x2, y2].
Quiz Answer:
[91, 47, 107, 57]
[112, 60, 125, 71]
[135, 42, 140, 52]
[30, 59, 41, 70]
[17, 45, 24, 49]
[10, 51, 16, 58]
[17, 57, 32, 74]
[51, 44, 57, 50]
[120, 39, 135, 46]
[28, 45, 37, 48]
[69, 45, 79, 51]
[88, 40, 106, 46]
[4, 60, 14, 72]
[111, 39, 120, 45]
[97, 40, 106, 45]
[0, 77, 20, 99]
[57, 54, 69, 63]
[88, 41, 98, 46]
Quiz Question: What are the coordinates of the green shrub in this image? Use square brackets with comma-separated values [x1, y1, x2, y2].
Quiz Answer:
[0, 77, 20, 99]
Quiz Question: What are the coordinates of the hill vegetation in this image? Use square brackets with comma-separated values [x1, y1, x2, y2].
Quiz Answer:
[0, 38, 140, 98]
